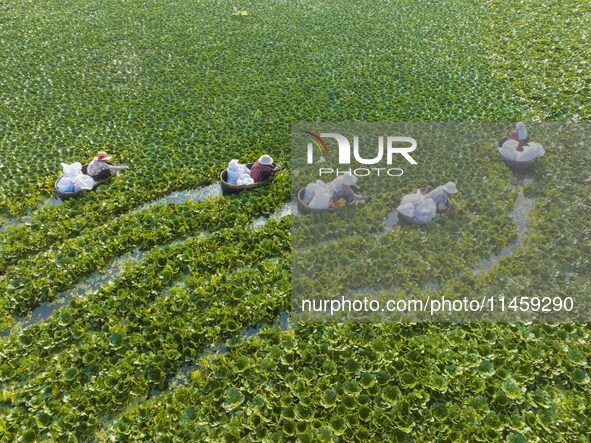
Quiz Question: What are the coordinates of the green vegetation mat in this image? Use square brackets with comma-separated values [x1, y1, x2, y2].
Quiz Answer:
[1, 0, 590, 441]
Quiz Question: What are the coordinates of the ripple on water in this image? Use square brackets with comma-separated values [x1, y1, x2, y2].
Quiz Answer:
[138, 183, 222, 211]
[251, 202, 293, 230]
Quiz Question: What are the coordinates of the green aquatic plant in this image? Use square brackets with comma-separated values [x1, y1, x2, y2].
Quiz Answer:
[1, 0, 591, 441]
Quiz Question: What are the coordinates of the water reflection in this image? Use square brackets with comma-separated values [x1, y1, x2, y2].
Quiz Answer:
[473, 191, 535, 272]
[16, 250, 146, 330]
[251, 202, 293, 230]
[138, 183, 222, 211]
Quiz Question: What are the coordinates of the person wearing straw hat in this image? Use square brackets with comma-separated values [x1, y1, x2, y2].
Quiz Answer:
[423, 181, 457, 211]
[249, 154, 277, 182]
[327, 172, 370, 203]
[86, 151, 127, 180]
[499, 122, 530, 151]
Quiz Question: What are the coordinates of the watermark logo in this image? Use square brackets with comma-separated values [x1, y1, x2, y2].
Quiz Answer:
[305, 132, 330, 158]
[305, 131, 417, 177]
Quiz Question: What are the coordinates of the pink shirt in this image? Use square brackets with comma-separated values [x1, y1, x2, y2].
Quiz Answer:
[250, 161, 274, 182]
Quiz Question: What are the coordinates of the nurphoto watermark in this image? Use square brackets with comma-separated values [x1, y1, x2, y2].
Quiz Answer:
[291, 122, 590, 323]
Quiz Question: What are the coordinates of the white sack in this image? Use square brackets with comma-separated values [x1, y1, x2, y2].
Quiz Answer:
[400, 189, 424, 206]
[61, 162, 83, 177]
[516, 142, 545, 162]
[237, 173, 255, 186]
[57, 177, 75, 193]
[414, 198, 437, 223]
[396, 202, 416, 218]
[308, 187, 331, 210]
[73, 174, 95, 192]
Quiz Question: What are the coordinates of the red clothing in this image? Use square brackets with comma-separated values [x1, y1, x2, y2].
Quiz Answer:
[508, 130, 529, 151]
[250, 161, 275, 182]
[508, 130, 519, 141]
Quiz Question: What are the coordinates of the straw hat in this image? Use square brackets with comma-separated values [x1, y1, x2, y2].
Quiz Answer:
[341, 172, 358, 185]
[95, 151, 112, 161]
[443, 182, 457, 194]
[259, 154, 273, 166]
[516, 122, 528, 141]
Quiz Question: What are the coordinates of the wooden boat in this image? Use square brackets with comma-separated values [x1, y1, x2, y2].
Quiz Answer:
[396, 211, 427, 225]
[55, 176, 86, 200]
[296, 187, 355, 214]
[55, 163, 114, 199]
[502, 157, 536, 173]
[499, 137, 536, 173]
[220, 163, 280, 196]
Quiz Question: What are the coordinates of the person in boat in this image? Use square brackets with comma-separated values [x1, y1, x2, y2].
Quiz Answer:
[499, 122, 529, 151]
[499, 122, 544, 162]
[327, 173, 370, 203]
[86, 151, 127, 180]
[250, 154, 276, 182]
[509, 122, 529, 151]
[423, 182, 457, 211]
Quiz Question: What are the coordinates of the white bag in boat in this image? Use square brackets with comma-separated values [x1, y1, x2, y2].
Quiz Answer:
[396, 202, 416, 218]
[303, 183, 316, 205]
[516, 142, 545, 162]
[73, 174, 95, 192]
[227, 159, 249, 185]
[61, 162, 83, 177]
[308, 186, 331, 210]
[414, 198, 437, 223]
[499, 139, 519, 160]
[303, 180, 327, 204]
[237, 173, 254, 186]
[57, 176, 75, 193]
[400, 189, 424, 206]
